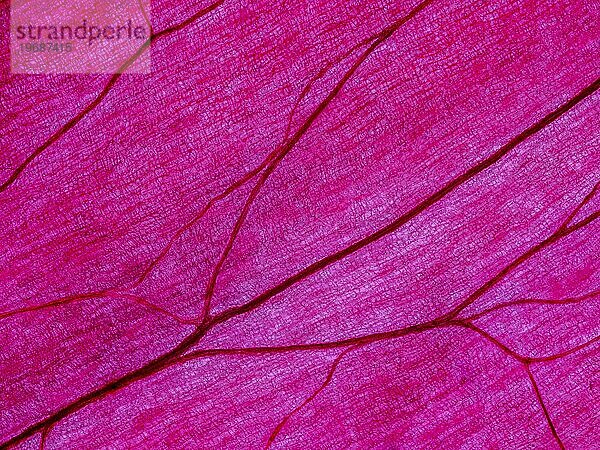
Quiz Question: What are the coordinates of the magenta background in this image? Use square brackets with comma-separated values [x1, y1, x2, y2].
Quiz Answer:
[0, 0, 599, 448]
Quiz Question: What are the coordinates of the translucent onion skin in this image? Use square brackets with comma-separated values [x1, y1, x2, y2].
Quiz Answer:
[1, 1, 599, 448]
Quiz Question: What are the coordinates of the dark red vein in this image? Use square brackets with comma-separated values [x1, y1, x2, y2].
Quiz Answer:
[38, 428, 48, 450]
[172, 319, 599, 368]
[265, 346, 357, 449]
[559, 181, 599, 230]
[134, 34, 362, 288]
[526, 366, 566, 450]
[452, 320, 529, 362]
[109, 291, 197, 325]
[178, 320, 447, 364]
[0, 291, 108, 320]
[0, 313, 444, 448]
[151, 0, 223, 39]
[529, 334, 600, 363]
[136, 0, 153, 35]
[135, 41, 368, 287]
[133, 159, 269, 287]
[456, 322, 572, 449]
[0, 290, 194, 325]
[200, 171, 269, 319]
[463, 289, 600, 321]
[456, 320, 600, 366]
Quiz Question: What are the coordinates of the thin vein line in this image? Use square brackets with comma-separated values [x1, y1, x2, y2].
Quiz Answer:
[0, 290, 194, 325]
[264, 346, 357, 449]
[526, 365, 566, 450]
[38, 428, 49, 450]
[457, 320, 600, 366]
[559, 181, 599, 230]
[529, 334, 600, 363]
[463, 289, 600, 321]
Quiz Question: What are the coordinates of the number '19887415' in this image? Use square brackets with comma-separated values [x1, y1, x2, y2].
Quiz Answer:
[19, 42, 73, 52]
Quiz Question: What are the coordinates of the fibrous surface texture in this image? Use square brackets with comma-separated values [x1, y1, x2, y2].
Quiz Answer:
[1, 0, 599, 449]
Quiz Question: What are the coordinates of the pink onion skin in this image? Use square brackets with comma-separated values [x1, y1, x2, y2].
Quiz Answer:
[1, 0, 599, 448]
